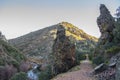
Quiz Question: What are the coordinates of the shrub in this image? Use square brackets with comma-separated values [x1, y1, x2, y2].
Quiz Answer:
[0, 40, 25, 67]
[105, 46, 120, 58]
[0, 58, 5, 65]
[5, 65, 18, 79]
[2, 40, 25, 62]
[92, 55, 105, 65]
[75, 50, 86, 64]
[19, 62, 30, 72]
[0, 66, 6, 80]
[10, 72, 28, 80]
[10, 60, 19, 69]
[88, 53, 94, 61]
[0, 65, 17, 80]
[113, 18, 120, 43]
[39, 66, 52, 80]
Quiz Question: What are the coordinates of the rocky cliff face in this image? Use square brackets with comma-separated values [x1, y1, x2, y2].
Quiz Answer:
[97, 4, 115, 45]
[52, 25, 75, 74]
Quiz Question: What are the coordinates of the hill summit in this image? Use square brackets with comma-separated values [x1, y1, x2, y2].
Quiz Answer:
[60, 22, 98, 41]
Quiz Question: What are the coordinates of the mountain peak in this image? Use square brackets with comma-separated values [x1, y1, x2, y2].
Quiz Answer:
[57, 22, 98, 41]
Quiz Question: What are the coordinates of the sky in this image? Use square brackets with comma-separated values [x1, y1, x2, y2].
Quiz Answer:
[0, 0, 120, 39]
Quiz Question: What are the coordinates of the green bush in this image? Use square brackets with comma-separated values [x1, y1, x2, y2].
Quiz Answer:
[10, 72, 27, 80]
[4, 44, 25, 62]
[113, 19, 120, 43]
[0, 40, 25, 67]
[105, 46, 120, 57]
[0, 58, 5, 65]
[106, 46, 120, 54]
[10, 60, 19, 69]
[39, 66, 52, 80]
[92, 55, 105, 65]
[39, 71, 49, 80]
[75, 50, 86, 64]
[88, 53, 94, 61]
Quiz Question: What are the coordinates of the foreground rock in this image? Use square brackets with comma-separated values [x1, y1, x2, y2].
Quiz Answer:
[93, 63, 107, 74]
[51, 25, 76, 74]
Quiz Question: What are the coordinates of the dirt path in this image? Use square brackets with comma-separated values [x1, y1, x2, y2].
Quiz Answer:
[51, 60, 95, 80]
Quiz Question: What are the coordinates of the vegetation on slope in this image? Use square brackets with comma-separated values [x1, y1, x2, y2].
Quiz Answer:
[0, 38, 28, 80]
[0, 40, 25, 66]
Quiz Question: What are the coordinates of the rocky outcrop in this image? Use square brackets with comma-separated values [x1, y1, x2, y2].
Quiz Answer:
[94, 4, 116, 61]
[52, 25, 76, 74]
[0, 31, 7, 42]
[94, 4, 120, 80]
[97, 4, 115, 45]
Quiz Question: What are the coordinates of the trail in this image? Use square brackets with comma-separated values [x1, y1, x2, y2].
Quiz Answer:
[51, 60, 95, 80]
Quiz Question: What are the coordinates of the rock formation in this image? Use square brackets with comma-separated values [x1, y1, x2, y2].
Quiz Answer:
[97, 4, 115, 45]
[0, 31, 7, 42]
[52, 25, 75, 74]
[93, 4, 120, 80]
[94, 4, 116, 60]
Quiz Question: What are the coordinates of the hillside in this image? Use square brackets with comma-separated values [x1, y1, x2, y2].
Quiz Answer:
[0, 32, 25, 66]
[0, 32, 26, 80]
[9, 22, 97, 64]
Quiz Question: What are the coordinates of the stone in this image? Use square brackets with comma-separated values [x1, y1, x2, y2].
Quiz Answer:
[97, 4, 115, 44]
[109, 62, 116, 68]
[52, 25, 76, 74]
[94, 63, 107, 74]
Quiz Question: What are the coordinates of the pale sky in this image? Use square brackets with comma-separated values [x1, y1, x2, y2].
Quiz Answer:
[0, 0, 120, 39]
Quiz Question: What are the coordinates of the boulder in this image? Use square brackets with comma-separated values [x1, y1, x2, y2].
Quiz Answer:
[52, 25, 76, 74]
[94, 63, 107, 74]
[109, 62, 116, 68]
